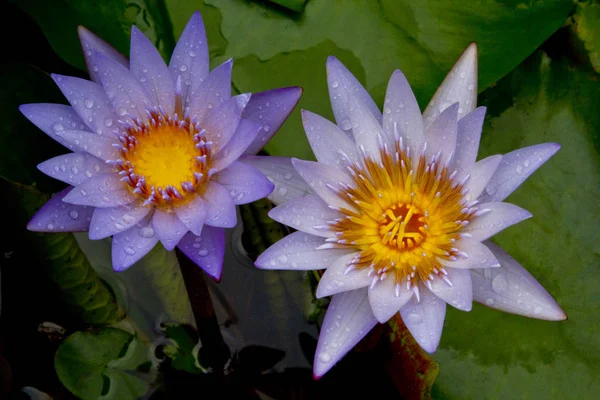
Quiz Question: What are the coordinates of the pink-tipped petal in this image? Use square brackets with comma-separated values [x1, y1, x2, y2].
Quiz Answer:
[152, 209, 188, 251]
[472, 241, 567, 321]
[203, 181, 237, 228]
[188, 59, 232, 124]
[291, 158, 354, 210]
[464, 154, 503, 201]
[111, 215, 159, 272]
[214, 161, 274, 205]
[177, 227, 225, 281]
[174, 194, 208, 236]
[63, 173, 137, 208]
[27, 187, 94, 232]
[316, 253, 371, 298]
[51, 130, 119, 161]
[78, 26, 128, 84]
[203, 94, 250, 151]
[451, 106, 486, 172]
[428, 268, 473, 311]
[37, 152, 113, 186]
[438, 237, 500, 269]
[255, 231, 353, 271]
[302, 110, 359, 166]
[243, 87, 303, 155]
[212, 119, 261, 172]
[461, 202, 532, 241]
[400, 286, 447, 353]
[368, 275, 413, 323]
[88, 202, 151, 240]
[19, 104, 87, 151]
[268, 195, 340, 238]
[313, 289, 378, 378]
[425, 103, 458, 165]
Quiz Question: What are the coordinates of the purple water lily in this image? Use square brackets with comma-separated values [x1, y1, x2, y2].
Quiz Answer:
[24, 12, 301, 280]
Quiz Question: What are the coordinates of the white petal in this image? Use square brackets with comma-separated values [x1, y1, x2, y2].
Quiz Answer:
[400, 286, 446, 353]
[429, 268, 473, 311]
[481, 143, 561, 203]
[464, 154, 502, 201]
[302, 110, 359, 166]
[268, 195, 340, 237]
[471, 241, 566, 321]
[203, 181, 237, 228]
[425, 103, 458, 165]
[316, 253, 371, 298]
[78, 26, 128, 84]
[152, 209, 188, 251]
[423, 42, 478, 127]
[292, 158, 354, 210]
[89, 202, 151, 239]
[18, 104, 87, 151]
[54, 130, 119, 161]
[462, 202, 532, 241]
[382, 69, 424, 154]
[368, 275, 413, 323]
[451, 106, 486, 172]
[439, 237, 500, 269]
[174, 194, 208, 236]
[112, 215, 159, 272]
[37, 152, 113, 186]
[63, 174, 137, 208]
[313, 289, 378, 378]
[240, 155, 313, 205]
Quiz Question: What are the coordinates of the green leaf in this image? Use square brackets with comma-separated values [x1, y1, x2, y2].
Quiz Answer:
[13, 0, 176, 68]
[572, 1, 600, 72]
[162, 323, 203, 373]
[55, 328, 149, 400]
[432, 53, 600, 398]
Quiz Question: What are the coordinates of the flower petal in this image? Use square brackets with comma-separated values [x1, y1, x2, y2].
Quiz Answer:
[471, 241, 566, 321]
[63, 174, 137, 208]
[268, 195, 340, 238]
[94, 51, 152, 122]
[382, 69, 424, 154]
[177, 227, 225, 281]
[169, 11, 209, 108]
[368, 275, 413, 323]
[462, 202, 532, 241]
[53, 130, 119, 161]
[316, 252, 371, 298]
[243, 87, 303, 155]
[255, 231, 354, 271]
[88, 202, 151, 240]
[481, 143, 561, 203]
[292, 158, 354, 210]
[240, 156, 313, 205]
[19, 104, 87, 151]
[188, 59, 232, 124]
[423, 42, 478, 127]
[302, 110, 359, 166]
[429, 268, 473, 311]
[451, 106, 486, 172]
[202, 94, 250, 151]
[111, 215, 159, 272]
[438, 237, 500, 269]
[399, 286, 447, 353]
[313, 289, 378, 378]
[37, 152, 113, 186]
[152, 209, 188, 251]
[213, 161, 274, 205]
[203, 181, 237, 228]
[425, 103, 458, 165]
[27, 187, 94, 232]
[130, 26, 176, 114]
[78, 26, 128, 84]
[174, 194, 208, 235]
[211, 119, 261, 172]
[463, 154, 502, 201]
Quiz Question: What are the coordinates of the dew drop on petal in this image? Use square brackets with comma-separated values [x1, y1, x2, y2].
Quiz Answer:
[406, 312, 423, 325]
[485, 298, 495, 305]
[69, 210, 79, 219]
[139, 227, 155, 238]
[53, 122, 64, 132]
[319, 353, 331, 363]
[84, 99, 95, 109]
[491, 274, 508, 294]
[198, 249, 209, 257]
[104, 118, 113, 127]
[124, 247, 136, 256]
[46, 223, 55, 230]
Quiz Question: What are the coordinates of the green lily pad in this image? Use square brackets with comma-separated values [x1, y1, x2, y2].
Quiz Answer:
[55, 328, 149, 400]
[432, 52, 600, 399]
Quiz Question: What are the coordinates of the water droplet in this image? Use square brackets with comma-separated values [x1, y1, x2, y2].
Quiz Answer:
[69, 210, 79, 219]
[124, 247, 136, 255]
[319, 353, 331, 363]
[118, 108, 127, 116]
[79, 189, 87, 196]
[46, 223, 55, 230]
[399, 102, 405, 109]
[516, 165, 524, 174]
[188, 50, 197, 57]
[139, 227, 155, 238]
[278, 187, 288, 196]
[263, 124, 271, 132]
[85, 170, 92, 178]
[277, 255, 289, 264]
[534, 306, 542, 314]
[71, 166, 79, 174]
[406, 313, 423, 325]
[485, 297, 495, 305]
[115, 223, 124, 230]
[207, 102, 213, 109]
[467, 84, 474, 91]
[198, 249, 209, 257]
[84, 99, 95, 109]
[284, 173, 293, 180]
[331, 81, 339, 88]
[179, 64, 188, 72]
[339, 118, 352, 131]
[492, 274, 508, 294]
[53, 122, 64, 132]
[139, 76, 147, 83]
[104, 118, 113, 127]
[524, 160, 530, 168]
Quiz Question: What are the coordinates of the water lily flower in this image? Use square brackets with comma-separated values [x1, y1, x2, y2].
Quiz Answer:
[252, 43, 566, 377]
[23, 11, 301, 280]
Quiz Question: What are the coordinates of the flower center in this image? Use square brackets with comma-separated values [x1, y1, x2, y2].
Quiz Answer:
[329, 139, 476, 288]
[113, 107, 213, 205]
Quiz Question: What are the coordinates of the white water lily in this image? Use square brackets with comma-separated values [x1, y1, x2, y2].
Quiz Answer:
[250, 43, 566, 377]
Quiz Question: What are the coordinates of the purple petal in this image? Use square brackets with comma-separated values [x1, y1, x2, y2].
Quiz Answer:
[471, 241, 567, 321]
[213, 161, 274, 205]
[292, 158, 354, 210]
[428, 268, 473, 311]
[451, 107, 486, 172]
[37, 152, 113, 186]
[51, 74, 118, 136]
[177, 227, 225, 281]
[130, 26, 176, 114]
[461, 202, 532, 241]
[399, 286, 446, 353]
[78, 26, 128, 84]
[188, 59, 232, 124]
[368, 276, 413, 323]
[240, 156, 313, 205]
[19, 104, 87, 150]
[169, 11, 209, 108]
[301, 110, 359, 166]
[316, 252, 371, 298]
[481, 143, 561, 203]
[53, 130, 119, 161]
[63, 173, 137, 208]
[243, 87, 303, 155]
[111, 214, 159, 272]
[255, 231, 354, 271]
[463, 154, 502, 201]
[438, 237, 500, 269]
[27, 187, 93, 232]
[94, 52, 152, 122]
[174, 194, 208, 236]
[203, 181, 237, 228]
[89, 202, 151, 240]
[423, 43, 478, 126]
[212, 119, 261, 172]
[425, 102, 458, 165]
[152, 209, 188, 251]
[203, 94, 250, 151]
[268, 195, 340, 238]
[313, 289, 378, 378]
